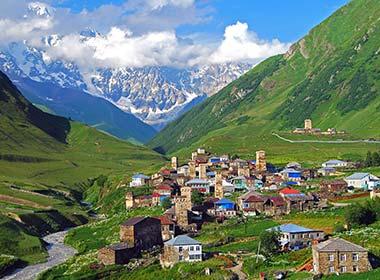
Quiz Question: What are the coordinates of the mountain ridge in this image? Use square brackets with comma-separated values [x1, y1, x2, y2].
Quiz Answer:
[149, 0, 380, 161]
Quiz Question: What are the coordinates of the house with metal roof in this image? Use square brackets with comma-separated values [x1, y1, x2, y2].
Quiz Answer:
[322, 159, 348, 168]
[312, 238, 371, 275]
[130, 173, 150, 187]
[344, 172, 380, 190]
[185, 178, 210, 193]
[268, 223, 324, 251]
[280, 168, 302, 182]
[160, 235, 202, 267]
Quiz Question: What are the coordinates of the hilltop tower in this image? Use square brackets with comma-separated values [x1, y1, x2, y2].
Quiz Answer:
[180, 186, 192, 206]
[304, 119, 312, 130]
[256, 150, 267, 172]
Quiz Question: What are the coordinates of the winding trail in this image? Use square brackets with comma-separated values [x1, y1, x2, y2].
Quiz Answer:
[2, 230, 76, 280]
[272, 133, 380, 144]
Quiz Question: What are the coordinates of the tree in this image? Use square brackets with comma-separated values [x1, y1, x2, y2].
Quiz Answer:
[161, 197, 172, 209]
[191, 191, 204, 205]
[96, 175, 108, 187]
[365, 151, 373, 167]
[259, 230, 280, 258]
[372, 152, 380, 166]
[345, 203, 376, 227]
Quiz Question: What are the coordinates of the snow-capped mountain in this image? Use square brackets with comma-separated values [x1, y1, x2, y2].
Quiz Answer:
[0, 36, 251, 129]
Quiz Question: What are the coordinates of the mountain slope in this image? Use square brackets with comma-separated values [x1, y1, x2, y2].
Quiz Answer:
[13, 77, 156, 144]
[0, 40, 251, 129]
[149, 0, 380, 162]
[0, 70, 165, 267]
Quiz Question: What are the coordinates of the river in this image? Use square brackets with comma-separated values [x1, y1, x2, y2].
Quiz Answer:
[2, 230, 76, 280]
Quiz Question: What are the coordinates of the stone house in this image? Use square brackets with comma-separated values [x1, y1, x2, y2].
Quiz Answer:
[313, 238, 371, 275]
[239, 192, 266, 216]
[160, 235, 202, 268]
[125, 192, 156, 210]
[320, 180, 348, 194]
[263, 196, 286, 216]
[120, 217, 163, 251]
[98, 242, 137, 265]
[156, 215, 176, 241]
[268, 224, 324, 251]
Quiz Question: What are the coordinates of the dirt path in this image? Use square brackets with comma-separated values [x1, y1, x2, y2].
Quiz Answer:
[2, 230, 76, 280]
[272, 133, 380, 144]
[228, 261, 247, 280]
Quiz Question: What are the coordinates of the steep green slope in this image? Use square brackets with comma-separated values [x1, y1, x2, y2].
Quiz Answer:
[149, 0, 380, 162]
[0, 70, 166, 267]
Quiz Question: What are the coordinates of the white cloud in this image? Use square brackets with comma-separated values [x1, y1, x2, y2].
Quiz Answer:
[208, 21, 290, 64]
[0, 1, 290, 69]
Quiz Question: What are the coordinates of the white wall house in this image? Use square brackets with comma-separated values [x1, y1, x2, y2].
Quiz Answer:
[345, 173, 380, 190]
[185, 179, 210, 193]
[129, 173, 150, 187]
[162, 235, 202, 265]
[322, 160, 348, 168]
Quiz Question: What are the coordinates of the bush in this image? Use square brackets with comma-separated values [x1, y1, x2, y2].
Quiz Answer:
[345, 203, 376, 227]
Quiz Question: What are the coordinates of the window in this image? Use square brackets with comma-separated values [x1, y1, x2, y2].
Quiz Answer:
[291, 234, 295, 239]
[328, 254, 334, 261]
[178, 246, 183, 252]
[340, 266, 346, 273]
[195, 246, 200, 251]
[329, 266, 335, 273]
[190, 246, 194, 251]
[352, 253, 359, 261]
[340, 254, 346, 261]
[353, 265, 359, 272]
[316, 233, 320, 237]
[179, 255, 183, 261]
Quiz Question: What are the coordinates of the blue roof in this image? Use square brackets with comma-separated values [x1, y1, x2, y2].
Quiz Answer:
[206, 171, 215, 176]
[215, 198, 235, 205]
[132, 173, 150, 179]
[165, 235, 201, 246]
[346, 173, 370, 180]
[268, 223, 319, 233]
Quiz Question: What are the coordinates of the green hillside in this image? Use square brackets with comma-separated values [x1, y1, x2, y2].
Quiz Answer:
[0, 70, 166, 267]
[149, 0, 380, 164]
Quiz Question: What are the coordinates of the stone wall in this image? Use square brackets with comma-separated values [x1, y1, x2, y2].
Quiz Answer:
[313, 249, 371, 274]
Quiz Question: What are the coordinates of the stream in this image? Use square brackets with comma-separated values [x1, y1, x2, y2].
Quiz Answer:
[2, 230, 76, 280]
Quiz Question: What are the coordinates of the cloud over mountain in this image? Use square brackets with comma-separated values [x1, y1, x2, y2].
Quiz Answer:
[0, 1, 290, 69]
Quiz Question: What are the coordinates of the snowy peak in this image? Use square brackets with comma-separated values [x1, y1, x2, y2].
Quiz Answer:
[27, 2, 54, 18]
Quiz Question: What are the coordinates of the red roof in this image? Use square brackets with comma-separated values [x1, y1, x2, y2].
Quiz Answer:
[279, 187, 301, 195]
[269, 196, 285, 206]
[160, 169, 172, 176]
[244, 194, 265, 203]
[155, 215, 174, 225]
[156, 185, 173, 191]
[152, 192, 160, 198]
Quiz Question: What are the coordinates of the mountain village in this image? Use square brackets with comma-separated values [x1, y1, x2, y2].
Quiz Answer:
[96, 146, 380, 278]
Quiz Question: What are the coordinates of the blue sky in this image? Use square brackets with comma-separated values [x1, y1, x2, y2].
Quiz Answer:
[0, 0, 350, 69]
[55, 0, 349, 42]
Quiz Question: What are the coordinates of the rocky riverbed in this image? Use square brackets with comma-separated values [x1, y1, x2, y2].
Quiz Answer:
[2, 230, 76, 280]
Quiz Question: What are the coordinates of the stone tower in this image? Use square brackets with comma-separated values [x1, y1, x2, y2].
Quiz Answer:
[199, 163, 207, 179]
[304, 119, 312, 130]
[214, 171, 224, 199]
[189, 161, 196, 179]
[256, 150, 267, 172]
[171, 157, 178, 170]
[238, 166, 250, 177]
[191, 152, 198, 161]
[181, 186, 192, 205]
[125, 192, 134, 209]
[174, 196, 190, 227]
